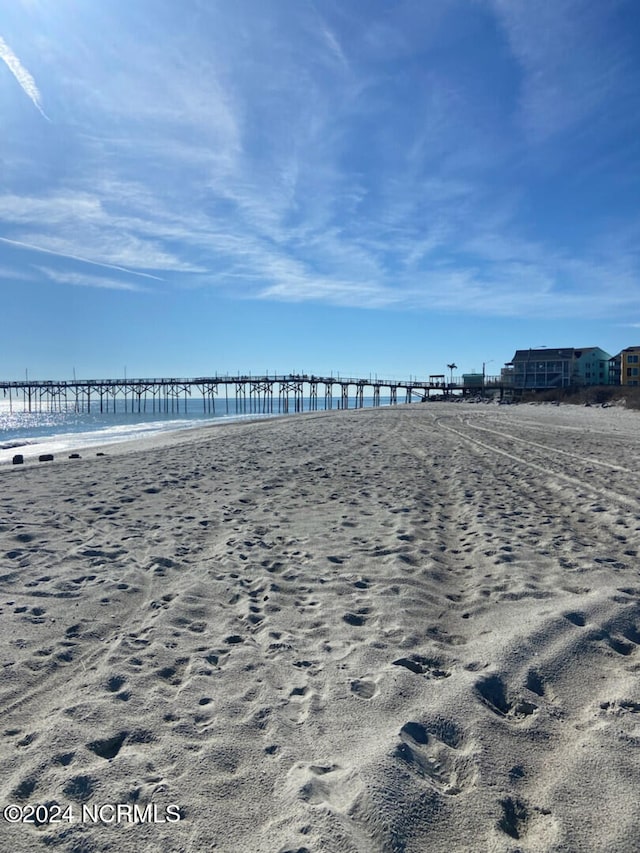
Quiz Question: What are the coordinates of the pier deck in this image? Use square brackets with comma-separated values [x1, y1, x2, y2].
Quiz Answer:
[0, 374, 506, 414]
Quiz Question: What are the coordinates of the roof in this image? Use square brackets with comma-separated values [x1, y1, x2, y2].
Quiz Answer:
[574, 347, 613, 359]
[511, 348, 574, 361]
[511, 347, 612, 362]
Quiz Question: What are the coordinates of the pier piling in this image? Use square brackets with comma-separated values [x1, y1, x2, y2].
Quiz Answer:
[1, 373, 504, 416]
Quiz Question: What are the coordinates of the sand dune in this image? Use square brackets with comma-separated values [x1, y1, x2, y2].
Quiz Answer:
[1, 402, 640, 852]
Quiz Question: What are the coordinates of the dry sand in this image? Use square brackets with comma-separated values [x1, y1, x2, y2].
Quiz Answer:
[1, 402, 640, 852]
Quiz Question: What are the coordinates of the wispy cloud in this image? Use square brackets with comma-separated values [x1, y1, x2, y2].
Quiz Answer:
[0, 36, 49, 119]
[486, 0, 631, 141]
[0, 236, 163, 281]
[0, 265, 32, 281]
[35, 266, 149, 293]
[0, 2, 638, 328]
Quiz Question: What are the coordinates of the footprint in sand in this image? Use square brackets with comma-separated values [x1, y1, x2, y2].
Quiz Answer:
[588, 626, 637, 658]
[283, 685, 313, 724]
[475, 674, 538, 721]
[63, 774, 97, 803]
[498, 796, 530, 840]
[392, 654, 451, 679]
[564, 611, 587, 626]
[86, 731, 128, 760]
[525, 669, 546, 698]
[105, 674, 127, 694]
[600, 699, 640, 715]
[12, 778, 37, 802]
[156, 657, 190, 687]
[286, 761, 363, 810]
[350, 677, 378, 699]
[393, 719, 474, 795]
[343, 610, 369, 627]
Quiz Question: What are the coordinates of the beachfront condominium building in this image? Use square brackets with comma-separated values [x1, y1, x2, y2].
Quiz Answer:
[572, 347, 612, 386]
[613, 346, 640, 386]
[508, 347, 613, 391]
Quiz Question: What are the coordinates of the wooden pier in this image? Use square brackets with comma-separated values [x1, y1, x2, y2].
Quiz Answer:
[0, 373, 506, 415]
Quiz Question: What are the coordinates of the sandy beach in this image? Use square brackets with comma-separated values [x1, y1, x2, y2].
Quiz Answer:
[1, 402, 640, 852]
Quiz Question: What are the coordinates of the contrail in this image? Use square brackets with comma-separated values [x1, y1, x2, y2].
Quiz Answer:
[0, 36, 49, 120]
[0, 236, 165, 281]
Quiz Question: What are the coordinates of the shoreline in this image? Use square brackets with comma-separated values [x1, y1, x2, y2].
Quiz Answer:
[2, 397, 636, 469]
[0, 409, 301, 468]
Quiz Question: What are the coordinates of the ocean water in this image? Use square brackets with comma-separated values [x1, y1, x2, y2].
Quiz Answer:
[0, 395, 397, 465]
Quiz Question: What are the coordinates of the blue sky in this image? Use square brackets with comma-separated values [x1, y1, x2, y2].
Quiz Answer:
[1, 0, 639, 381]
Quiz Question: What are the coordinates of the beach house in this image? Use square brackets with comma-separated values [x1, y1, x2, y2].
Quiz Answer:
[508, 347, 612, 391]
[610, 345, 640, 387]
